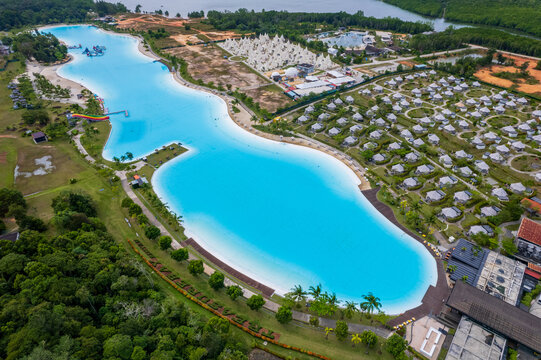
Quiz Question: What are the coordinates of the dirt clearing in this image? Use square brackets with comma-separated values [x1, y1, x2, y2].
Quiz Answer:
[475, 54, 541, 96]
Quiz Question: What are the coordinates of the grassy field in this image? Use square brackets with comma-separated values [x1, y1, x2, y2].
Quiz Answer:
[79, 120, 112, 159]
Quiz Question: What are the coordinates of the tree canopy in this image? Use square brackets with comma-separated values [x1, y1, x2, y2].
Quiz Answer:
[0, 192, 250, 360]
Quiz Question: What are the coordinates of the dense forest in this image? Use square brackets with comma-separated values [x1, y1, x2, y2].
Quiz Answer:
[0, 0, 127, 30]
[382, 0, 541, 37]
[409, 27, 541, 57]
[0, 189, 250, 360]
[11, 32, 68, 63]
[205, 9, 433, 35]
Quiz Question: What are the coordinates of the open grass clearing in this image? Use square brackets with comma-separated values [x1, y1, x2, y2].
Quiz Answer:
[487, 115, 518, 129]
[510, 154, 541, 173]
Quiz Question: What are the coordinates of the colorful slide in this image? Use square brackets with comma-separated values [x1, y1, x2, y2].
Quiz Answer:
[71, 113, 110, 121]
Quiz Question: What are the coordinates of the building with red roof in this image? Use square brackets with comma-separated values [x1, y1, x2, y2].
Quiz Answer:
[515, 217, 541, 266]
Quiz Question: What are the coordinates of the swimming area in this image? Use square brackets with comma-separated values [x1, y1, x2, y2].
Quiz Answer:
[45, 25, 437, 313]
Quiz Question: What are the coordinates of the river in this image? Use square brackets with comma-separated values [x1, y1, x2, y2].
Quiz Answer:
[120, 0, 462, 31]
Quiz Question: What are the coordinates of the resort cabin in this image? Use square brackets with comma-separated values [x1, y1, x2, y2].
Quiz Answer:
[372, 153, 386, 163]
[427, 134, 440, 146]
[491, 187, 509, 202]
[483, 132, 500, 143]
[387, 142, 401, 151]
[400, 129, 413, 140]
[345, 96, 354, 104]
[501, 126, 518, 137]
[317, 113, 330, 122]
[297, 115, 309, 124]
[454, 190, 472, 204]
[336, 117, 348, 126]
[415, 164, 434, 175]
[342, 136, 357, 147]
[352, 112, 363, 122]
[471, 137, 485, 149]
[387, 113, 397, 123]
[412, 138, 425, 148]
[412, 125, 426, 134]
[495, 145, 510, 155]
[454, 150, 472, 160]
[439, 154, 453, 167]
[304, 105, 315, 114]
[509, 182, 527, 194]
[403, 177, 420, 189]
[480, 206, 501, 218]
[349, 125, 363, 134]
[443, 125, 457, 134]
[439, 175, 458, 188]
[311, 123, 324, 132]
[413, 98, 423, 107]
[441, 206, 462, 220]
[457, 120, 469, 130]
[31, 132, 48, 144]
[426, 190, 446, 203]
[420, 117, 433, 127]
[391, 163, 406, 175]
[510, 141, 525, 152]
[474, 160, 490, 174]
[489, 152, 504, 164]
[405, 152, 419, 163]
[468, 224, 494, 237]
[458, 166, 473, 178]
[369, 130, 382, 140]
[328, 127, 341, 136]
[327, 103, 337, 111]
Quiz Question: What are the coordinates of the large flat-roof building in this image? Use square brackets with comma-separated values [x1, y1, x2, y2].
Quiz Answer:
[475, 251, 525, 306]
[445, 316, 506, 360]
[444, 281, 541, 354]
[447, 239, 489, 285]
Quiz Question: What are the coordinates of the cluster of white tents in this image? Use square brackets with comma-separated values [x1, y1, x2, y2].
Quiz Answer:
[220, 34, 334, 72]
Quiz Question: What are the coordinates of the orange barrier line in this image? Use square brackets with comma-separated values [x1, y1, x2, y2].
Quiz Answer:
[126, 238, 331, 360]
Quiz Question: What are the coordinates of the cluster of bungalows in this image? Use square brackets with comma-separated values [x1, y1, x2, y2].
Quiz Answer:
[288, 68, 540, 242]
[8, 82, 31, 110]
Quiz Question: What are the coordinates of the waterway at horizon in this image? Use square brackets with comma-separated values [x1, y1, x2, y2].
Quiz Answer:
[119, 0, 461, 32]
[45, 25, 437, 314]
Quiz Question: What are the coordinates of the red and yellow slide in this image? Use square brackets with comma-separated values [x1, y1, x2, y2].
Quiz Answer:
[71, 113, 110, 121]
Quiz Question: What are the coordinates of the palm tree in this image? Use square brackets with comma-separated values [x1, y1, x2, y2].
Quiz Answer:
[290, 285, 307, 303]
[351, 333, 362, 347]
[125, 152, 134, 160]
[308, 284, 322, 299]
[120, 154, 127, 162]
[327, 292, 340, 306]
[411, 200, 421, 212]
[360, 293, 382, 315]
[324, 327, 333, 340]
[344, 301, 359, 319]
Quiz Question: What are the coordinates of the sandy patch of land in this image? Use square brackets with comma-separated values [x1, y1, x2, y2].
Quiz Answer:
[475, 54, 541, 96]
[26, 59, 87, 105]
[117, 14, 188, 30]
[0, 152, 6, 164]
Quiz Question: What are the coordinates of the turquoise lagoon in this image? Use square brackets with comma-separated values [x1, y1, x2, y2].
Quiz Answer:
[46, 25, 436, 313]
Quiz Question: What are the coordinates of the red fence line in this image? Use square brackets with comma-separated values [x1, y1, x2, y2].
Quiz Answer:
[126, 238, 332, 360]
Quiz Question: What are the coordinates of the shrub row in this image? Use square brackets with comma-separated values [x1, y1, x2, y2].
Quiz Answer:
[129, 239, 333, 358]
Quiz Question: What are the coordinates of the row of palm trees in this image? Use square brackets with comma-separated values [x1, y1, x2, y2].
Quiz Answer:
[288, 284, 382, 318]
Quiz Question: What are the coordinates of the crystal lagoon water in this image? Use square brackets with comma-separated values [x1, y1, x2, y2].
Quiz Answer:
[45, 25, 437, 313]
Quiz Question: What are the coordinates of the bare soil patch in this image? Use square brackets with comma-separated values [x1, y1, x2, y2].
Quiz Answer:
[15, 144, 85, 195]
[475, 54, 541, 96]
[0, 152, 6, 164]
[165, 45, 293, 112]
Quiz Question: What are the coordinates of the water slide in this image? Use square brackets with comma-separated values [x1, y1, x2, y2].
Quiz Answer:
[71, 113, 110, 121]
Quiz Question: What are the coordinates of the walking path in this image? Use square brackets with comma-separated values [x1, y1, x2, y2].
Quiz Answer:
[361, 188, 451, 327]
